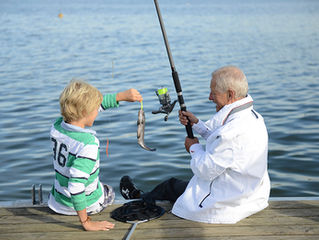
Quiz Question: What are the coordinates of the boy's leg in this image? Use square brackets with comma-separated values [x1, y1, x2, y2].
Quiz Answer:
[88, 184, 115, 215]
[142, 177, 188, 203]
[102, 184, 115, 207]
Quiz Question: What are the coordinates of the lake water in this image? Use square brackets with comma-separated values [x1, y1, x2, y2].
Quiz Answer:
[0, 0, 319, 204]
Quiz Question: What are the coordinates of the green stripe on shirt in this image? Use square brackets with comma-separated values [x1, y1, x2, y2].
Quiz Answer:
[101, 93, 119, 109]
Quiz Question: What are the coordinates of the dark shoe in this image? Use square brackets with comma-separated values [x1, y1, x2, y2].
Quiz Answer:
[120, 176, 142, 200]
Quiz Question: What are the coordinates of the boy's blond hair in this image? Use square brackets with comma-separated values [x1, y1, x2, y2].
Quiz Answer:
[59, 80, 103, 123]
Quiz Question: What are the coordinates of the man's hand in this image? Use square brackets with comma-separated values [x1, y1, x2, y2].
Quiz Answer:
[184, 137, 199, 153]
[116, 89, 143, 102]
[179, 110, 199, 126]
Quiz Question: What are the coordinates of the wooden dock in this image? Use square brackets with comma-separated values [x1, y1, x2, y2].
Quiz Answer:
[1, 198, 319, 240]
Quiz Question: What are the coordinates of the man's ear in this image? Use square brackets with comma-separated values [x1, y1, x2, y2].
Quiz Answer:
[228, 89, 236, 102]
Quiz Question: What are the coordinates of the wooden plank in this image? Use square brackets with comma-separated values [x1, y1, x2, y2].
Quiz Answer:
[1, 233, 319, 240]
[1, 224, 319, 240]
[0, 221, 131, 233]
[268, 200, 319, 209]
[149, 237, 319, 240]
[1, 200, 319, 240]
[130, 225, 319, 239]
[1, 218, 319, 235]
[1, 214, 319, 227]
[1, 205, 319, 220]
[141, 236, 319, 240]
[1, 200, 318, 216]
[0, 230, 129, 240]
[250, 208, 319, 218]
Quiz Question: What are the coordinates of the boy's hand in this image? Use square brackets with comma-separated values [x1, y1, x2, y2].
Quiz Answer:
[82, 219, 115, 231]
[78, 210, 115, 231]
[116, 89, 143, 102]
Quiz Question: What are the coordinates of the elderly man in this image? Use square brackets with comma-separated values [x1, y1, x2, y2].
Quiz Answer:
[120, 66, 270, 224]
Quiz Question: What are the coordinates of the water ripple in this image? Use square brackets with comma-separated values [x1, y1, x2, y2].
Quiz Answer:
[0, 0, 319, 202]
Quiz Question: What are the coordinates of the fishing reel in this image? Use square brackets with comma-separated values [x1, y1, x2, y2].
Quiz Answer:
[152, 87, 177, 121]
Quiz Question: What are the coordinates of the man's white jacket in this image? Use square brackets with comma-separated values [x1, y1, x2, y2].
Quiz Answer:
[172, 95, 270, 224]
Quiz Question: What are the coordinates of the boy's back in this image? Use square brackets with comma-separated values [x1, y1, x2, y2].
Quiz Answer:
[48, 117, 108, 215]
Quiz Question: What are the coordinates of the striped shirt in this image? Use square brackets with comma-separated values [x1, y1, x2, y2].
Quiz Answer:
[48, 94, 118, 215]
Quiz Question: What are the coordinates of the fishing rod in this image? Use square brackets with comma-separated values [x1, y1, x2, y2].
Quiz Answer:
[154, 0, 194, 139]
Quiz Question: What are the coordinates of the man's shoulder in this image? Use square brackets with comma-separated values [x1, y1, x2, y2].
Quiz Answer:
[221, 110, 266, 138]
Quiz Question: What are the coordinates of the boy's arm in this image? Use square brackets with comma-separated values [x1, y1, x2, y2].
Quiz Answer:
[69, 144, 114, 231]
[77, 208, 114, 231]
[116, 88, 142, 102]
[101, 93, 119, 110]
[100, 89, 142, 110]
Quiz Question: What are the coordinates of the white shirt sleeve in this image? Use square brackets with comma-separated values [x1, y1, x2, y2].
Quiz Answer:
[192, 119, 214, 140]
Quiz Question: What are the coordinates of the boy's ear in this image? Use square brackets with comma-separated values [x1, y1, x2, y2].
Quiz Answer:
[82, 110, 88, 118]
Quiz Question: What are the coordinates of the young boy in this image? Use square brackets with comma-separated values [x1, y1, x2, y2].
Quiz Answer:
[48, 80, 142, 231]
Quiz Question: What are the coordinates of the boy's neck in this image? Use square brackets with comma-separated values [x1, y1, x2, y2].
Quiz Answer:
[69, 119, 85, 129]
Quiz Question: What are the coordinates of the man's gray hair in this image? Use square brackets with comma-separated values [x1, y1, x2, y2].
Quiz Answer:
[212, 66, 248, 98]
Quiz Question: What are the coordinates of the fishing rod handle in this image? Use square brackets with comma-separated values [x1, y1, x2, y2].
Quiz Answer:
[172, 71, 194, 139]
[186, 123, 194, 139]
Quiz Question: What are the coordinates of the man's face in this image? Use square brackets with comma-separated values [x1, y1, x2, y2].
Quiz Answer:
[209, 78, 229, 112]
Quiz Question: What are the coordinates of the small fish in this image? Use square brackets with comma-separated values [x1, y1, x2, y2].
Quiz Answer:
[137, 109, 156, 151]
